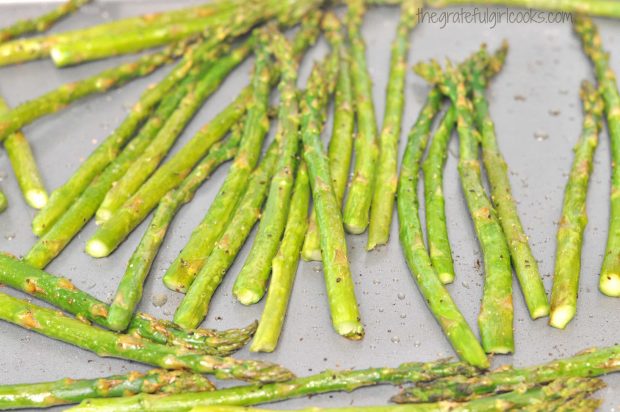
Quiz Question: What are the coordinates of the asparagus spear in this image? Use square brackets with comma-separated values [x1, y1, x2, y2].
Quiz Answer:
[81, 86, 248, 256]
[69, 359, 477, 412]
[425, 0, 620, 18]
[49, 0, 320, 67]
[301, 17, 354, 262]
[574, 15, 620, 297]
[397, 87, 488, 368]
[0, 41, 187, 142]
[0, 369, 213, 410]
[0, 291, 294, 383]
[0, 96, 47, 209]
[0, 188, 6, 212]
[107, 134, 242, 331]
[302, 59, 364, 340]
[31, 39, 211, 237]
[367, 0, 421, 249]
[422, 107, 456, 284]
[188, 378, 605, 411]
[0, 0, 91, 43]
[550, 81, 603, 329]
[174, 141, 279, 329]
[0, 253, 257, 355]
[91, 43, 242, 227]
[232, 27, 300, 305]
[392, 345, 620, 403]
[414, 55, 514, 354]
[162, 12, 321, 293]
[24, 61, 203, 269]
[250, 163, 310, 352]
[342, 0, 379, 234]
[470, 43, 550, 320]
[0, 0, 241, 66]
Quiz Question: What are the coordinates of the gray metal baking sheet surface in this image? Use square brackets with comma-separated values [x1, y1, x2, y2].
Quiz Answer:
[0, 1, 618, 411]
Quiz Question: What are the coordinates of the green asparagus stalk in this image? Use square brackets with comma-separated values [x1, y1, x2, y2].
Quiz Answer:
[471, 43, 549, 320]
[397, 87, 488, 368]
[107, 134, 242, 331]
[301, 16, 354, 262]
[414, 55, 514, 354]
[342, 0, 379, 234]
[174, 141, 279, 329]
[422, 107, 456, 284]
[92, 43, 242, 227]
[0, 0, 241, 66]
[392, 345, 620, 403]
[426, 0, 620, 18]
[0, 41, 187, 142]
[0, 96, 47, 209]
[69, 359, 477, 412]
[0, 369, 213, 410]
[81, 86, 248, 255]
[0, 253, 257, 355]
[189, 378, 605, 412]
[367, 0, 420, 249]
[162, 13, 321, 293]
[0, 0, 91, 44]
[0, 291, 294, 383]
[24, 61, 203, 269]
[32, 37, 233, 237]
[0, 188, 6, 212]
[232, 27, 301, 305]
[550, 81, 603, 329]
[49, 0, 320, 67]
[251, 163, 310, 352]
[574, 15, 620, 297]
[302, 61, 364, 340]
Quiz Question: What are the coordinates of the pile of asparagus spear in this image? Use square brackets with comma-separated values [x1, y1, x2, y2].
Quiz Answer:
[0, 0, 619, 409]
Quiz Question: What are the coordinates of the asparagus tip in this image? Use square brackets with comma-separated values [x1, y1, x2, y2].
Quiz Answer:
[549, 305, 575, 329]
[599, 272, 620, 297]
[26, 190, 48, 209]
[85, 239, 110, 258]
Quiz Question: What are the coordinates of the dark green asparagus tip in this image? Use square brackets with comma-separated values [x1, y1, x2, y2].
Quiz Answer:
[412, 59, 444, 84]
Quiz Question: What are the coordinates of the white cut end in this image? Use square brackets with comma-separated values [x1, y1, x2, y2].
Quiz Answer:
[549, 305, 576, 329]
[49, 47, 66, 67]
[301, 249, 322, 262]
[531, 305, 550, 320]
[600, 273, 620, 297]
[26, 190, 48, 210]
[438, 272, 455, 285]
[95, 209, 112, 226]
[486, 345, 514, 355]
[86, 239, 110, 258]
[235, 289, 261, 306]
[336, 321, 365, 340]
[344, 222, 367, 235]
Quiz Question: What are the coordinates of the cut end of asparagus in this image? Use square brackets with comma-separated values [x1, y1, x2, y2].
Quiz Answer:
[234, 289, 262, 306]
[484, 345, 514, 355]
[95, 208, 113, 225]
[549, 305, 576, 329]
[335, 321, 365, 340]
[301, 249, 322, 262]
[25, 190, 48, 210]
[366, 237, 385, 251]
[163, 276, 189, 294]
[50, 46, 71, 68]
[600, 272, 620, 297]
[85, 239, 111, 258]
[249, 338, 276, 353]
[531, 303, 551, 320]
[438, 272, 455, 285]
[344, 221, 367, 235]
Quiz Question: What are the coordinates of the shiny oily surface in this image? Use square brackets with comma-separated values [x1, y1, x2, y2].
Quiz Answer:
[0, 1, 618, 411]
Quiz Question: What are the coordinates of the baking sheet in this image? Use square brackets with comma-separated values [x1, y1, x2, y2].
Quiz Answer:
[0, 1, 618, 411]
